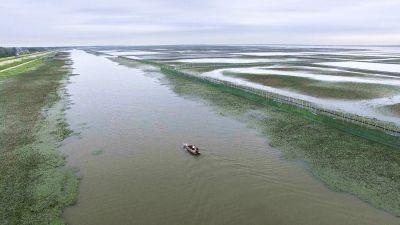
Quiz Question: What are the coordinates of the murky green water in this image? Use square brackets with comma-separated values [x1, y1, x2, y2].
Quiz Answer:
[62, 51, 399, 225]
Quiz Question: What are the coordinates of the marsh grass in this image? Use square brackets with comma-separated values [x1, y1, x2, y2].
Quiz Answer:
[0, 53, 79, 225]
[374, 59, 400, 64]
[265, 66, 380, 77]
[180, 63, 275, 73]
[382, 104, 400, 117]
[225, 72, 399, 99]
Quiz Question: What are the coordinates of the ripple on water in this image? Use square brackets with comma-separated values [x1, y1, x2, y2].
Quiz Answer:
[62, 50, 400, 225]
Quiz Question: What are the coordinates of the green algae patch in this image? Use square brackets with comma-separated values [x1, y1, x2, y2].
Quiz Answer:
[91, 149, 104, 156]
[0, 52, 79, 225]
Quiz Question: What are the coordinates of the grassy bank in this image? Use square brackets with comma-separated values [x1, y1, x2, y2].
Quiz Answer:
[0, 52, 79, 225]
[0, 55, 16, 63]
[0, 57, 40, 70]
[0, 52, 52, 78]
[113, 57, 400, 216]
[0, 58, 47, 77]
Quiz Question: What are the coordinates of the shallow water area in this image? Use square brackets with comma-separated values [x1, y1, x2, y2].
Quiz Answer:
[173, 57, 296, 63]
[319, 61, 400, 73]
[62, 50, 399, 225]
[99, 50, 163, 56]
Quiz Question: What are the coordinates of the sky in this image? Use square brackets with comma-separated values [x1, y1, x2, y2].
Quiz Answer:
[1, 0, 399, 46]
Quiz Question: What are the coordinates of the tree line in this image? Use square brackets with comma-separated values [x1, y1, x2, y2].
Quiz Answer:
[0, 47, 50, 58]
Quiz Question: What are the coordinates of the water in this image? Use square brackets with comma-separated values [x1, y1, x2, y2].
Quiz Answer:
[96, 45, 400, 125]
[62, 50, 399, 225]
[173, 57, 296, 63]
[101, 50, 164, 56]
[319, 61, 400, 73]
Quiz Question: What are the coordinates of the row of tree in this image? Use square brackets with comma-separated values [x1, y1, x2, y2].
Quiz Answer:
[0, 47, 18, 58]
[0, 47, 50, 58]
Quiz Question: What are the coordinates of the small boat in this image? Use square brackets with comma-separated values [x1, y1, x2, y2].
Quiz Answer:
[183, 143, 200, 155]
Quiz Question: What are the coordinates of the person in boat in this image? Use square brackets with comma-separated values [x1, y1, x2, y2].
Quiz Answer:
[188, 144, 198, 150]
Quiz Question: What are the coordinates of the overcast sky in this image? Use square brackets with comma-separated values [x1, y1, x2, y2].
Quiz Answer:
[1, 0, 399, 46]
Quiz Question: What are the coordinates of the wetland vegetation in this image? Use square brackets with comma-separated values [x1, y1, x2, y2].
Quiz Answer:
[383, 103, 400, 116]
[224, 72, 399, 99]
[0, 52, 78, 225]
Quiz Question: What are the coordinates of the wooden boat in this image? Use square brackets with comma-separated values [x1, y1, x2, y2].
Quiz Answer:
[183, 143, 200, 155]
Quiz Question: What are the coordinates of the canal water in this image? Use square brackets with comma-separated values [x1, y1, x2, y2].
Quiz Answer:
[62, 50, 399, 225]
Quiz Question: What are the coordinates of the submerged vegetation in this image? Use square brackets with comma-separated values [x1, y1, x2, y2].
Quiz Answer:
[91, 149, 104, 156]
[0, 52, 78, 225]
